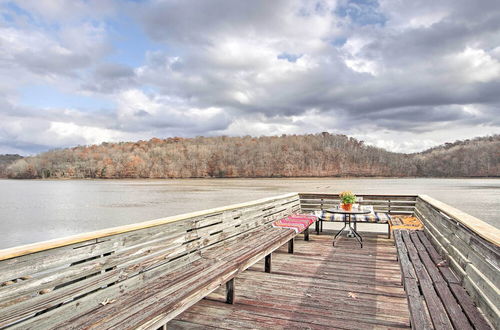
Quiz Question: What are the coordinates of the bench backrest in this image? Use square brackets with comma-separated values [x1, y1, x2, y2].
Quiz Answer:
[299, 193, 417, 215]
[0, 193, 300, 328]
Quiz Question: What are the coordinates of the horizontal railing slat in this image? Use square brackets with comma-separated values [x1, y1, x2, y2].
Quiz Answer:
[0, 193, 299, 261]
[298, 193, 417, 215]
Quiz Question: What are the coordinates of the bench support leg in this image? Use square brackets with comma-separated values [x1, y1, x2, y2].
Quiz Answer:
[304, 227, 309, 241]
[226, 278, 235, 304]
[288, 239, 294, 254]
[265, 254, 272, 273]
[388, 223, 391, 239]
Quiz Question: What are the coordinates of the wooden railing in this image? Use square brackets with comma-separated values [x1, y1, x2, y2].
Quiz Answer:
[299, 193, 417, 215]
[0, 193, 300, 329]
[1, 192, 498, 329]
[415, 195, 500, 329]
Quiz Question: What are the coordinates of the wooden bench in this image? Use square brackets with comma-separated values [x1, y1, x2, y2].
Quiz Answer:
[0, 194, 314, 329]
[394, 229, 492, 330]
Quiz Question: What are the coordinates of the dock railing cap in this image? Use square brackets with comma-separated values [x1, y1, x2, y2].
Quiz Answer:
[418, 194, 500, 247]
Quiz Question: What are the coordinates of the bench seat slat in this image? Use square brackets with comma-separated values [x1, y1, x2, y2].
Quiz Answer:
[401, 231, 453, 330]
[9, 226, 281, 329]
[410, 232, 473, 330]
[394, 229, 493, 330]
[448, 283, 493, 330]
[415, 231, 461, 284]
[59, 227, 295, 329]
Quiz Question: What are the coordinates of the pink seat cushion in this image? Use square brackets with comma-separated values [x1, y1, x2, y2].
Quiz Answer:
[272, 214, 317, 233]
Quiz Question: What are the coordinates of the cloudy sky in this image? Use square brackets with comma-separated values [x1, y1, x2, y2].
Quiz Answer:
[1, 0, 499, 155]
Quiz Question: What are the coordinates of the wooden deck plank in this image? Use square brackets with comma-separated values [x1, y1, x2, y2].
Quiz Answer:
[190, 298, 408, 329]
[207, 284, 409, 314]
[172, 233, 411, 329]
[169, 319, 221, 330]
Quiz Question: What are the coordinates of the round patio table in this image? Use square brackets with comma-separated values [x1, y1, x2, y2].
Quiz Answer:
[325, 205, 372, 248]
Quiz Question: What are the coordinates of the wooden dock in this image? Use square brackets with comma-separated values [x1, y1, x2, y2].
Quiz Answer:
[171, 232, 411, 329]
[1, 193, 497, 329]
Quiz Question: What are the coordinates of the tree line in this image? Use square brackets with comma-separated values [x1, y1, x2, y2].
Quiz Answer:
[3, 133, 499, 179]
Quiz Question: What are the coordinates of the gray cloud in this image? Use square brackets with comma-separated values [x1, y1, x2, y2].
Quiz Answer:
[0, 0, 499, 155]
[82, 63, 138, 93]
[133, 0, 500, 123]
[137, 0, 293, 44]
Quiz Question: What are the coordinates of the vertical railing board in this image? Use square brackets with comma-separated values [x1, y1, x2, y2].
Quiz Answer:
[415, 196, 500, 329]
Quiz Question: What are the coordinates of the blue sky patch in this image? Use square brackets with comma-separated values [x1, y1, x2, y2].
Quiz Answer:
[277, 53, 303, 63]
[335, 0, 387, 26]
[331, 36, 348, 47]
[20, 84, 114, 111]
[106, 17, 166, 67]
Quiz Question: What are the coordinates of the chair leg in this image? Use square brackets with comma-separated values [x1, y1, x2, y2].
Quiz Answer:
[388, 223, 391, 239]
[304, 227, 309, 241]
[315, 220, 320, 235]
[226, 278, 235, 304]
[265, 254, 272, 273]
[288, 238, 294, 254]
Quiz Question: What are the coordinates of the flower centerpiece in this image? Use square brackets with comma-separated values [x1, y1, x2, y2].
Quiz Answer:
[339, 191, 356, 211]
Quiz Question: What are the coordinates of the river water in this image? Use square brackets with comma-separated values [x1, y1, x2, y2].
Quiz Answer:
[0, 178, 498, 249]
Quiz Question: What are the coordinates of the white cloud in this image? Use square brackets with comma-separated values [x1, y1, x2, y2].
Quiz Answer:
[11, 0, 116, 22]
[48, 121, 133, 145]
[451, 47, 500, 83]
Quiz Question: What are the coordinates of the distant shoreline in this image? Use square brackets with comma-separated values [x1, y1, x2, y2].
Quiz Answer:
[3, 134, 499, 179]
[2, 175, 499, 181]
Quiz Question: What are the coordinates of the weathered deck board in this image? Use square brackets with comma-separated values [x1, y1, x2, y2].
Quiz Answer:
[170, 232, 411, 330]
[396, 229, 493, 330]
[409, 231, 472, 330]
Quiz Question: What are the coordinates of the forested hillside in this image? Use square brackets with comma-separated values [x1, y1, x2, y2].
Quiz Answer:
[0, 154, 23, 177]
[413, 136, 499, 177]
[4, 133, 499, 179]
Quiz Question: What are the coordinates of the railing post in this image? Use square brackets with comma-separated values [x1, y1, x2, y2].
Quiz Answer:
[226, 278, 235, 304]
[265, 254, 272, 273]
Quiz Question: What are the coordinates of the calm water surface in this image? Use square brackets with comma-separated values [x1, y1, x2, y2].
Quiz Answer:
[1, 178, 499, 249]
